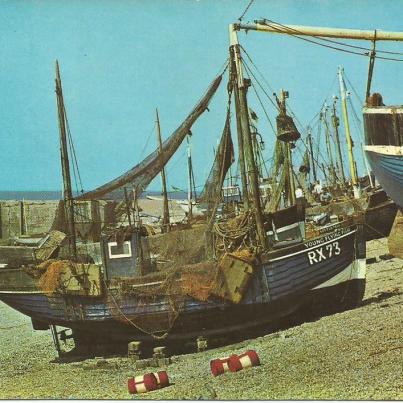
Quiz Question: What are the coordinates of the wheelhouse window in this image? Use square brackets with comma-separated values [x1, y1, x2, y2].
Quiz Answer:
[108, 241, 132, 259]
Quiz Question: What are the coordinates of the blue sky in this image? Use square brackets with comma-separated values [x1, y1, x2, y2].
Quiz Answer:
[1, 0, 403, 192]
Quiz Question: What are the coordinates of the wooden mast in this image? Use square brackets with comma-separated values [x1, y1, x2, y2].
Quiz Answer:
[229, 48, 249, 210]
[276, 89, 296, 206]
[322, 105, 337, 188]
[186, 135, 193, 219]
[307, 127, 317, 183]
[229, 24, 267, 248]
[155, 109, 170, 231]
[338, 66, 360, 198]
[55, 61, 77, 260]
[331, 97, 346, 184]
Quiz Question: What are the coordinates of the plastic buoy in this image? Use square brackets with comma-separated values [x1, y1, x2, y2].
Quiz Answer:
[228, 350, 260, 372]
[128, 373, 158, 394]
[210, 356, 231, 376]
[153, 370, 170, 388]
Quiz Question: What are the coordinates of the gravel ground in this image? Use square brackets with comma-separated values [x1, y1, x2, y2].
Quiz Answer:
[0, 238, 402, 400]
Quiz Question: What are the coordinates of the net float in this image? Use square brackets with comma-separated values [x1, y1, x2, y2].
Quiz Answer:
[153, 370, 170, 388]
[210, 356, 231, 376]
[127, 372, 158, 394]
[228, 350, 260, 372]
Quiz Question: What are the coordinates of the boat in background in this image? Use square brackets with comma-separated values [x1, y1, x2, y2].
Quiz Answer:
[363, 99, 403, 209]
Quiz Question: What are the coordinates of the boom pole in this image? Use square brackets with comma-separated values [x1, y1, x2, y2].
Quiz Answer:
[236, 21, 403, 41]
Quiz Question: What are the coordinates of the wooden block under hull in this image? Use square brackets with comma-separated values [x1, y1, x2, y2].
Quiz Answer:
[388, 211, 403, 259]
[211, 251, 254, 304]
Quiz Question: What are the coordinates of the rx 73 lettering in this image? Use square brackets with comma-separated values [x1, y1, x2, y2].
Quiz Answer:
[307, 241, 341, 265]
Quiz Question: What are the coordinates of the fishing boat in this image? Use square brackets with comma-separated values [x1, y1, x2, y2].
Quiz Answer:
[0, 23, 373, 357]
[363, 100, 403, 209]
[293, 65, 397, 240]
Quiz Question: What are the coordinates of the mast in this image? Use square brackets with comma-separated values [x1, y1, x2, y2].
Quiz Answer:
[186, 135, 193, 219]
[230, 48, 249, 209]
[321, 105, 337, 188]
[338, 66, 360, 198]
[229, 24, 267, 248]
[331, 96, 346, 184]
[55, 61, 77, 260]
[277, 89, 296, 206]
[307, 127, 317, 183]
[155, 109, 170, 231]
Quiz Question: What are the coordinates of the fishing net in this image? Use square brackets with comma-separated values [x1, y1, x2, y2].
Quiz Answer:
[74, 75, 222, 203]
[144, 224, 208, 268]
[199, 108, 234, 214]
[37, 259, 72, 296]
[105, 260, 221, 337]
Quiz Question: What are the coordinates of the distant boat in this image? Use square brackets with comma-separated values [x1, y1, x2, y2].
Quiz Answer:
[146, 195, 207, 217]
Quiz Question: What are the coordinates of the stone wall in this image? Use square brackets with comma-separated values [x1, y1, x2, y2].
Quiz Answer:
[0, 200, 117, 241]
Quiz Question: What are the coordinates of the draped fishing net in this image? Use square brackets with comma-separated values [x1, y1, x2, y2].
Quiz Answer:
[37, 259, 72, 296]
[199, 109, 234, 214]
[105, 260, 221, 337]
[74, 75, 222, 203]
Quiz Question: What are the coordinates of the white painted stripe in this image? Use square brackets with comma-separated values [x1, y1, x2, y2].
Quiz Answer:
[0, 290, 44, 295]
[313, 258, 366, 289]
[363, 107, 403, 114]
[269, 230, 356, 262]
[274, 222, 300, 233]
[239, 355, 253, 368]
[125, 280, 163, 288]
[364, 145, 403, 156]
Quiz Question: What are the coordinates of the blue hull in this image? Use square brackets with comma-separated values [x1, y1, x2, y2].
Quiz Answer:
[0, 226, 364, 342]
[365, 150, 403, 208]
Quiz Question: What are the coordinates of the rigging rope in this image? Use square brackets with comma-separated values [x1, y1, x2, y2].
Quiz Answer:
[238, 0, 255, 22]
[241, 59, 276, 135]
[63, 103, 84, 194]
[138, 122, 157, 161]
[239, 45, 280, 112]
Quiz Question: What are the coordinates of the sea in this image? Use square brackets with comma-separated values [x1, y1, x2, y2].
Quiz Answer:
[0, 190, 191, 201]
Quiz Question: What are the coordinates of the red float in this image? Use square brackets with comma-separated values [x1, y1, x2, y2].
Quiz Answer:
[210, 355, 232, 376]
[127, 372, 158, 394]
[228, 350, 260, 372]
[153, 370, 170, 388]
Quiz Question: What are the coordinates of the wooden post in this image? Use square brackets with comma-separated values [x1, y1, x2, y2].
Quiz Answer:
[55, 61, 77, 260]
[155, 109, 170, 231]
[19, 200, 26, 236]
[365, 40, 377, 102]
[123, 187, 132, 226]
